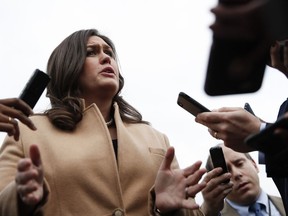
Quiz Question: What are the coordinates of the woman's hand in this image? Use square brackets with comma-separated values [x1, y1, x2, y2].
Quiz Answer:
[15, 145, 44, 206]
[154, 147, 207, 213]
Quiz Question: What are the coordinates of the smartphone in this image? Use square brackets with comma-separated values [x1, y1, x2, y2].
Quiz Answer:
[209, 146, 229, 183]
[244, 102, 255, 116]
[177, 92, 210, 117]
[19, 69, 51, 109]
[204, 37, 268, 96]
[245, 116, 288, 153]
[204, 0, 269, 96]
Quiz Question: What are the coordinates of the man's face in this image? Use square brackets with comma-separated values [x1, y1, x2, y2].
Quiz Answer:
[222, 145, 261, 205]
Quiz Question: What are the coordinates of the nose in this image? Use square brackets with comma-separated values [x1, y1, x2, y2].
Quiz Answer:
[99, 52, 111, 65]
[230, 167, 242, 181]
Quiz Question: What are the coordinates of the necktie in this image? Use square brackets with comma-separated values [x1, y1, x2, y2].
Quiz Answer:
[249, 202, 264, 216]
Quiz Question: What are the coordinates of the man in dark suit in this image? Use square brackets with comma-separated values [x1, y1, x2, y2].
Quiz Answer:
[196, 0, 288, 213]
[201, 144, 286, 216]
[196, 39, 288, 212]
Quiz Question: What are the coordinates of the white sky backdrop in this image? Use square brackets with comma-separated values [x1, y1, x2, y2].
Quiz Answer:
[1, 0, 287, 203]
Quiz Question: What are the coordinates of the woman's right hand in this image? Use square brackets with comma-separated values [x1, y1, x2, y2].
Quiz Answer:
[0, 98, 36, 140]
[15, 145, 44, 206]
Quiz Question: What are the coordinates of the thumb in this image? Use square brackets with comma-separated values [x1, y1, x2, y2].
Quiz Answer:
[159, 146, 175, 171]
[29, 144, 42, 167]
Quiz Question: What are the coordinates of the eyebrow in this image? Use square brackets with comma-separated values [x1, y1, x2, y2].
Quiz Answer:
[86, 43, 112, 50]
[231, 158, 245, 164]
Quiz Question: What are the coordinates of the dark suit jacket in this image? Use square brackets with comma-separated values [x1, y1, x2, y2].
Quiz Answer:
[221, 195, 286, 216]
[264, 99, 288, 214]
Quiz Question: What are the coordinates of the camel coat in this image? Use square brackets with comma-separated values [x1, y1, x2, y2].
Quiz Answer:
[0, 103, 203, 216]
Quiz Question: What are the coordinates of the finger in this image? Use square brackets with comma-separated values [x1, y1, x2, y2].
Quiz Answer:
[203, 167, 223, 182]
[209, 129, 222, 140]
[17, 182, 38, 196]
[22, 193, 42, 206]
[186, 181, 207, 198]
[0, 98, 33, 116]
[13, 114, 36, 131]
[0, 123, 15, 136]
[17, 159, 32, 172]
[196, 112, 224, 125]
[16, 169, 38, 185]
[204, 173, 232, 194]
[159, 146, 175, 171]
[181, 200, 200, 210]
[0, 101, 36, 131]
[29, 145, 42, 167]
[186, 167, 207, 186]
[183, 161, 202, 177]
[0, 115, 21, 140]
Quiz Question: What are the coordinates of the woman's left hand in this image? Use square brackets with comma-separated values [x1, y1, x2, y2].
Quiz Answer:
[154, 147, 207, 214]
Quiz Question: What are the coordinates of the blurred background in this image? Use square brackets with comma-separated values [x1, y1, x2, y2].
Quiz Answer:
[1, 0, 287, 203]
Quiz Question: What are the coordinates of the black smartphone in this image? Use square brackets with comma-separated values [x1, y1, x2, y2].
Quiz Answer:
[204, 37, 268, 96]
[244, 102, 255, 116]
[204, 0, 269, 96]
[209, 146, 229, 183]
[245, 116, 288, 153]
[19, 69, 51, 109]
[177, 92, 210, 117]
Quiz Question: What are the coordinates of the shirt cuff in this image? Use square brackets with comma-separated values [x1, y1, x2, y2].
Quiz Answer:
[260, 122, 266, 131]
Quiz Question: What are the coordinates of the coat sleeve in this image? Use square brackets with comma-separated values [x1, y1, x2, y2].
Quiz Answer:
[0, 135, 49, 216]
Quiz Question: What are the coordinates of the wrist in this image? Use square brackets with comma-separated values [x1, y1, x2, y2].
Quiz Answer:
[155, 205, 176, 216]
[200, 203, 221, 216]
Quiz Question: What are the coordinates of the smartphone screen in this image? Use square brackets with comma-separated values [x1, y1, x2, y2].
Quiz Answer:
[177, 92, 210, 117]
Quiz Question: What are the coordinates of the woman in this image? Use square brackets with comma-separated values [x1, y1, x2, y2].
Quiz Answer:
[0, 29, 207, 216]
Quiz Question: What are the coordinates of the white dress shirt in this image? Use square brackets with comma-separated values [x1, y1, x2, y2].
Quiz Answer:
[226, 190, 281, 216]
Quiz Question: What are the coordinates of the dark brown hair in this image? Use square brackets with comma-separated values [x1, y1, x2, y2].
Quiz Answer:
[45, 29, 148, 130]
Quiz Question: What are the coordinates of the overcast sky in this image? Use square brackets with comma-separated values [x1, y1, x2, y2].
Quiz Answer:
[1, 0, 287, 203]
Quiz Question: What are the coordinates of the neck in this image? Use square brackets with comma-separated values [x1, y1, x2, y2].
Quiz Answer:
[84, 97, 113, 122]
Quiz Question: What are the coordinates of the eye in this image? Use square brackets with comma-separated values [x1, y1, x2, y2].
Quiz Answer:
[236, 161, 244, 167]
[105, 49, 115, 58]
[86, 48, 96, 57]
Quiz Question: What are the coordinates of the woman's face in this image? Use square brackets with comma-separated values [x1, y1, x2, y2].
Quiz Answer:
[79, 36, 120, 100]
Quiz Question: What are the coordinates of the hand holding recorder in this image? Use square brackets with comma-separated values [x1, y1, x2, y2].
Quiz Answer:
[0, 69, 50, 141]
